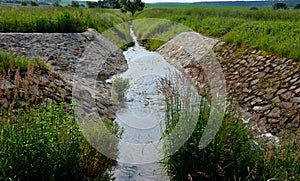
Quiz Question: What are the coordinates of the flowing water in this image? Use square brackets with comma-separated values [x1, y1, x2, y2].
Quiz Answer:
[110, 26, 179, 180]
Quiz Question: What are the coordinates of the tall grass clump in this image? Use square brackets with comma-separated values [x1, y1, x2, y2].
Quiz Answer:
[112, 76, 130, 101]
[159, 75, 300, 180]
[0, 103, 81, 180]
[0, 51, 43, 72]
[0, 103, 121, 180]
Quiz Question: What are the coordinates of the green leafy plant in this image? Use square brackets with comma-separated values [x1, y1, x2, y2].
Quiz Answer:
[0, 51, 43, 72]
[112, 77, 130, 101]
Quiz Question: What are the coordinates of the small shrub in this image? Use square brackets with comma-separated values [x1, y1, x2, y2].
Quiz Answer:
[273, 2, 287, 10]
[52, 0, 62, 7]
[30, 0, 39, 6]
[250, 6, 258, 10]
[295, 4, 300, 9]
[112, 77, 130, 101]
[86, 1, 98, 8]
[71, 0, 80, 8]
[21, 0, 27, 6]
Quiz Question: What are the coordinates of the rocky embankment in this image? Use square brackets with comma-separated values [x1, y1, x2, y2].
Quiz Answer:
[0, 29, 128, 119]
[158, 32, 300, 136]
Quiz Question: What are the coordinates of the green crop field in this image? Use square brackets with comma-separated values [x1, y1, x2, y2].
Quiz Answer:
[146, 3, 267, 9]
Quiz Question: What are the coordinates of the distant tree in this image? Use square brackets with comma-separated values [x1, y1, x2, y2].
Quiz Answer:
[30, 0, 38, 6]
[98, 0, 121, 9]
[119, 0, 145, 16]
[272, 2, 287, 10]
[295, 4, 300, 9]
[71, 0, 79, 7]
[107, 0, 121, 8]
[250, 7, 258, 10]
[86, 1, 98, 8]
[52, 0, 61, 7]
[21, 0, 27, 6]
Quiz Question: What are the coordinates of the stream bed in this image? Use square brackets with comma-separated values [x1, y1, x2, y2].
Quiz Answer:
[110, 26, 179, 181]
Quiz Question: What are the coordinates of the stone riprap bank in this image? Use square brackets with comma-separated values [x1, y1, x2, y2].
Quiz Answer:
[0, 29, 128, 118]
[158, 32, 300, 136]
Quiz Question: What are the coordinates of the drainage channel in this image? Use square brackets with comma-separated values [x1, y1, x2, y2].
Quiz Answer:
[109, 25, 178, 181]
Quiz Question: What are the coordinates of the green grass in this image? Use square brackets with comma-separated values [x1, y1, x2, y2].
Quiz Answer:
[224, 21, 300, 59]
[146, 3, 262, 9]
[0, 102, 121, 180]
[1, 5, 299, 59]
[0, 5, 131, 33]
[102, 22, 133, 50]
[0, 52, 121, 180]
[132, 18, 191, 50]
[0, 51, 44, 72]
[134, 7, 300, 60]
[160, 76, 300, 180]
[0, 5, 133, 49]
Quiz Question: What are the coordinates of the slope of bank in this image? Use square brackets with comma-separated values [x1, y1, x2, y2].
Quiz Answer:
[0, 29, 128, 118]
[158, 32, 300, 136]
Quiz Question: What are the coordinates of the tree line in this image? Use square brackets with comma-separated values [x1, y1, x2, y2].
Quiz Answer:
[1, 0, 145, 15]
[86, 0, 145, 15]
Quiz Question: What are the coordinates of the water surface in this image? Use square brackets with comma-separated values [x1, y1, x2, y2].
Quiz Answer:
[111, 26, 179, 181]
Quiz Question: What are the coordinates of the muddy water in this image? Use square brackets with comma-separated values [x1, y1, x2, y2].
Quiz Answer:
[111, 27, 178, 180]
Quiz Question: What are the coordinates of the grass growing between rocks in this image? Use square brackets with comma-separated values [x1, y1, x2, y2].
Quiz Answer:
[0, 52, 122, 180]
[159, 75, 300, 180]
[134, 7, 300, 60]
[0, 51, 44, 72]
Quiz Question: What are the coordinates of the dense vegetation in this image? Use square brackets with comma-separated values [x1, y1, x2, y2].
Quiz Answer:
[134, 6, 300, 60]
[0, 5, 134, 49]
[0, 4, 300, 180]
[1, 5, 299, 59]
[0, 52, 122, 180]
[0, 102, 121, 180]
[0, 5, 131, 33]
[159, 75, 300, 180]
